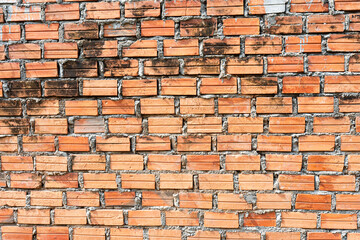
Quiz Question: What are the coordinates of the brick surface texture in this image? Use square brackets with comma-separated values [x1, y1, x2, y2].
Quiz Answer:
[1, 0, 360, 239]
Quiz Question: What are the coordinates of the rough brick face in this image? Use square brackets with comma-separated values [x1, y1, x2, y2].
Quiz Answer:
[0, 0, 359, 237]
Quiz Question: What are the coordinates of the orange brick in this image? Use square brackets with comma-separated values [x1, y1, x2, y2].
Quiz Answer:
[164, 39, 199, 57]
[110, 228, 143, 240]
[83, 40, 117, 58]
[110, 154, 143, 170]
[204, 38, 240, 55]
[218, 193, 252, 210]
[90, 209, 123, 226]
[307, 155, 345, 172]
[241, 77, 277, 95]
[1, 156, 33, 171]
[227, 57, 263, 75]
[266, 232, 301, 240]
[336, 194, 360, 210]
[308, 15, 345, 33]
[26, 62, 58, 79]
[207, 0, 243, 15]
[309, 55, 345, 72]
[83, 173, 117, 189]
[223, 18, 260, 35]
[36, 156, 67, 172]
[266, 154, 302, 171]
[45, 173, 78, 189]
[148, 117, 182, 134]
[265, 16, 303, 34]
[239, 174, 273, 190]
[9, 43, 41, 59]
[217, 135, 252, 151]
[25, 23, 59, 40]
[321, 213, 357, 229]
[350, 15, 360, 31]
[325, 75, 360, 93]
[177, 135, 212, 152]
[125, 1, 160, 18]
[0, 62, 20, 79]
[6, 6, 41, 22]
[299, 135, 335, 151]
[44, 80, 78, 97]
[96, 136, 130, 152]
[298, 96, 334, 113]
[189, 231, 220, 240]
[268, 56, 304, 73]
[285, 35, 322, 53]
[136, 136, 171, 151]
[58, 136, 89, 152]
[65, 100, 97, 116]
[245, 36, 282, 54]
[142, 191, 173, 207]
[308, 232, 341, 240]
[141, 20, 174, 37]
[0, 100, 22, 116]
[140, 98, 174, 115]
[0, 119, 29, 135]
[161, 78, 197, 96]
[45, 3, 79, 21]
[296, 194, 332, 210]
[11, 173, 41, 189]
[200, 77, 237, 94]
[0, 209, 13, 224]
[74, 118, 105, 134]
[257, 193, 292, 210]
[0, 136, 17, 152]
[86, 2, 120, 19]
[164, 0, 201, 16]
[199, 174, 233, 190]
[281, 212, 317, 229]
[256, 97, 292, 114]
[122, 40, 157, 57]
[187, 117, 222, 134]
[179, 192, 212, 209]
[244, 212, 276, 227]
[0, 25, 21, 41]
[102, 99, 135, 115]
[108, 118, 142, 134]
[2, 226, 33, 240]
[278, 174, 315, 191]
[30, 191, 62, 207]
[122, 173, 155, 189]
[291, 0, 328, 12]
[122, 79, 156, 96]
[104, 23, 136, 37]
[0, 191, 26, 206]
[105, 192, 135, 207]
[257, 135, 292, 152]
[204, 212, 238, 229]
[283, 76, 320, 93]
[218, 98, 251, 114]
[148, 229, 181, 240]
[160, 173, 193, 189]
[37, 227, 69, 240]
[18, 209, 50, 225]
[187, 155, 220, 170]
[166, 210, 199, 226]
[226, 155, 260, 171]
[67, 191, 99, 207]
[348, 233, 360, 240]
[73, 228, 104, 239]
[64, 22, 98, 40]
[227, 232, 260, 240]
[144, 59, 179, 76]
[319, 175, 355, 191]
[228, 117, 263, 133]
[269, 117, 305, 133]
[348, 155, 360, 171]
[184, 58, 220, 75]
[44, 42, 78, 59]
[146, 155, 180, 171]
[342, 135, 360, 151]
[180, 98, 215, 114]
[128, 210, 161, 226]
[180, 18, 216, 37]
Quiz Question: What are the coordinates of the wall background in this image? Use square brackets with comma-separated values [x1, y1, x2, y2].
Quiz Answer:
[0, 0, 360, 239]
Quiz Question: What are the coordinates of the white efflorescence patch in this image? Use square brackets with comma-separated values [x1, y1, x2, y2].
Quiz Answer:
[264, 0, 288, 14]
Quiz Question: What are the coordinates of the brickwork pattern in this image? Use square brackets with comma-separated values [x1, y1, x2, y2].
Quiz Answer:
[1, 0, 360, 239]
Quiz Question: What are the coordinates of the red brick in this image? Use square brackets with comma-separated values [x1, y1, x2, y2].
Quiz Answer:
[350, 15, 360, 31]
[0, 209, 13, 223]
[283, 76, 320, 93]
[308, 55, 345, 72]
[285, 35, 322, 53]
[269, 117, 305, 133]
[0, 62, 20, 79]
[122, 40, 157, 57]
[227, 57, 263, 75]
[27, 99, 59, 116]
[187, 117, 222, 133]
[189, 231, 220, 240]
[9, 43, 41, 59]
[44, 42, 78, 59]
[298, 96, 334, 113]
[74, 118, 105, 134]
[268, 56, 304, 73]
[0, 100, 22, 116]
[6, 6, 41, 22]
[110, 154, 143, 171]
[200, 77, 237, 94]
[291, 0, 328, 12]
[58, 136, 89, 152]
[0, 136, 17, 152]
[25, 62, 58, 78]
[104, 23, 136, 37]
[207, 0, 243, 15]
[337, 194, 360, 210]
[348, 155, 360, 171]
[148, 117, 182, 134]
[227, 232, 260, 240]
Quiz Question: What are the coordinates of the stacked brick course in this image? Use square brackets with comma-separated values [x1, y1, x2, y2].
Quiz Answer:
[1, 0, 360, 239]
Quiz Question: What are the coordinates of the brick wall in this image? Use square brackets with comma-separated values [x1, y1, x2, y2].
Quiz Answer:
[0, 0, 360, 239]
